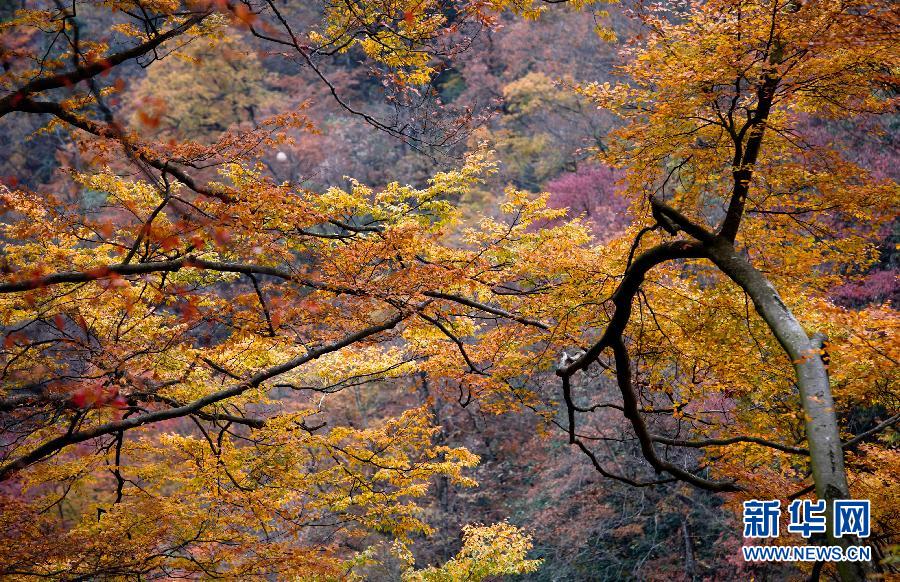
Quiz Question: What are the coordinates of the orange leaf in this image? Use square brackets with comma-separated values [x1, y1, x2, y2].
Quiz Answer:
[160, 234, 180, 251]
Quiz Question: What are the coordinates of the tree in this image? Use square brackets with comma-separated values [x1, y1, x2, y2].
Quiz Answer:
[470, 72, 610, 191]
[0, 0, 572, 576]
[563, 0, 897, 578]
[128, 32, 277, 139]
[545, 163, 628, 240]
[0, 0, 896, 579]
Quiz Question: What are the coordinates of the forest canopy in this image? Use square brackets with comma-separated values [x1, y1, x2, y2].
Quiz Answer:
[0, 0, 897, 580]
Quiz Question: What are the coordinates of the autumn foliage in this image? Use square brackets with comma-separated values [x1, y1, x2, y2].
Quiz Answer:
[0, 0, 897, 580]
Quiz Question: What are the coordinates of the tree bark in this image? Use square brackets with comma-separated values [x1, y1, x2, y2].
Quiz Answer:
[704, 238, 867, 581]
[682, 520, 697, 582]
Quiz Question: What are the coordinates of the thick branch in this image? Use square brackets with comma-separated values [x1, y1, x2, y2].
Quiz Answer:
[651, 434, 808, 455]
[12, 99, 233, 202]
[556, 239, 739, 491]
[610, 337, 742, 492]
[0, 14, 208, 117]
[718, 74, 779, 241]
[0, 256, 354, 295]
[704, 236, 855, 560]
[0, 311, 406, 480]
[558, 241, 705, 377]
[842, 412, 900, 450]
[649, 197, 715, 243]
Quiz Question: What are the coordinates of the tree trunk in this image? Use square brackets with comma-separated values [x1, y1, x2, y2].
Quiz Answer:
[682, 520, 697, 582]
[704, 238, 867, 582]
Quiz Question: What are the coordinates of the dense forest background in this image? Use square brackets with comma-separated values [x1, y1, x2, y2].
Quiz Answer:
[0, 0, 897, 579]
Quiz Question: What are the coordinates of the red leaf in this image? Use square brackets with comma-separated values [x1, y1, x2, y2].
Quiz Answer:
[97, 220, 115, 238]
[70, 382, 104, 409]
[213, 228, 232, 248]
[160, 234, 180, 251]
[109, 395, 128, 409]
[98, 59, 114, 76]
[234, 4, 258, 25]
[86, 266, 112, 279]
[180, 300, 200, 323]
[137, 109, 161, 129]
[70, 390, 89, 408]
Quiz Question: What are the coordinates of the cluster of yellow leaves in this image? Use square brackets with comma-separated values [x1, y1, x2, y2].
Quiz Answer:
[0, 145, 599, 577]
[310, 0, 448, 85]
[1, 408, 479, 578]
[401, 521, 542, 581]
[127, 32, 277, 139]
[311, 0, 607, 85]
[469, 72, 592, 187]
